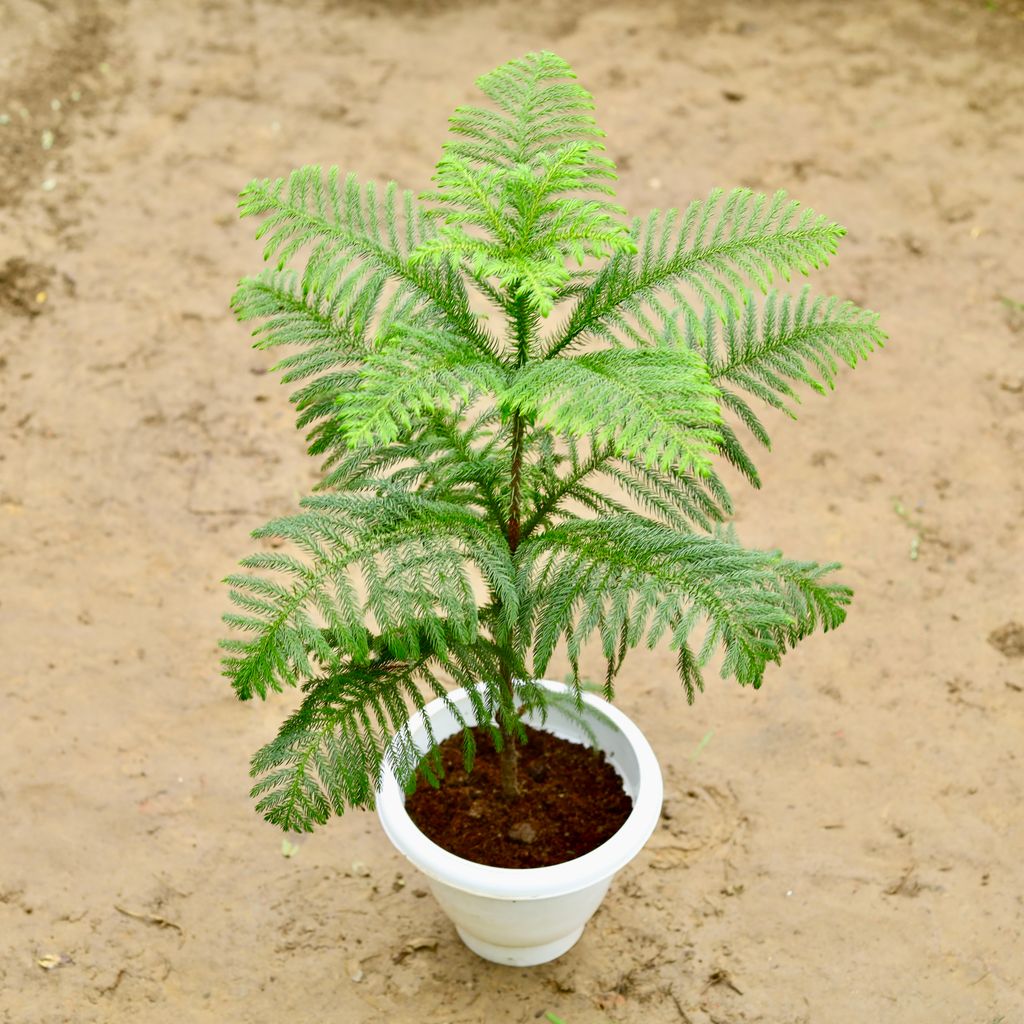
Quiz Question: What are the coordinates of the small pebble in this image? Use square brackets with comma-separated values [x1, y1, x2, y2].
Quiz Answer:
[41, 130, 54, 150]
[51, 99, 61, 111]
[392, 936, 438, 963]
[507, 821, 538, 844]
[0, 114, 9, 125]
[41, 178, 57, 192]
[350, 860, 371, 877]
[37, 954, 73, 970]
[70, 90, 82, 102]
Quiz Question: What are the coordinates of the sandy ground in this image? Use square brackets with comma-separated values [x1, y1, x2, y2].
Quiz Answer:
[2, 0, 1023, 1021]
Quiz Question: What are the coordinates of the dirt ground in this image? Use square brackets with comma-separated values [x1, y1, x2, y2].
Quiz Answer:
[2, 0, 1023, 1021]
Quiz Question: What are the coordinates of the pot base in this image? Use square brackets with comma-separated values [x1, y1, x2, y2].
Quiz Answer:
[455, 924, 584, 967]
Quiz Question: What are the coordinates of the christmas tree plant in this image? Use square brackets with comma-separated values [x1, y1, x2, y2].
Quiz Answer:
[221, 51, 884, 831]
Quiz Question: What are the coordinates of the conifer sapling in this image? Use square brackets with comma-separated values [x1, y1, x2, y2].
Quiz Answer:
[221, 52, 884, 832]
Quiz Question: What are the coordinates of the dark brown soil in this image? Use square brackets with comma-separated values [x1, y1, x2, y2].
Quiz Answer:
[989, 621, 1024, 658]
[0, 257, 52, 318]
[404, 725, 634, 868]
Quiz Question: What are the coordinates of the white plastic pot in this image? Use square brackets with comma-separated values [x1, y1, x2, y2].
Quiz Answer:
[376, 680, 663, 967]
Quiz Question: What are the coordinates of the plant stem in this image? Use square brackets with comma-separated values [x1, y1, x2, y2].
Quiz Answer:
[507, 414, 525, 553]
[497, 664, 521, 801]
[497, 415, 525, 800]
[495, 291, 532, 800]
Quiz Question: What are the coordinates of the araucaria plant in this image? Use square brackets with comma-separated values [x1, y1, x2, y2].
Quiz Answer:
[222, 51, 883, 832]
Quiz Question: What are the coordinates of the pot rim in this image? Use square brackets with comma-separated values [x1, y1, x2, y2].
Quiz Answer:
[376, 679, 663, 900]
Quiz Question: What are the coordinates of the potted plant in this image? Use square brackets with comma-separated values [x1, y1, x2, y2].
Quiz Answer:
[221, 51, 883, 966]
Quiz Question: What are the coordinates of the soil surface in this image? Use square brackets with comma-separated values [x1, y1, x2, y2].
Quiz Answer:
[2, 1, 1023, 1023]
[405, 725, 635, 868]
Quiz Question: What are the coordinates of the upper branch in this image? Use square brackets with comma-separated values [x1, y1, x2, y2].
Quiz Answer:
[240, 168, 500, 361]
[543, 189, 846, 360]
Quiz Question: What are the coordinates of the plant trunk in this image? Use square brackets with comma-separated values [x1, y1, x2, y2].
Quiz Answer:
[496, 291, 532, 801]
[498, 731, 520, 801]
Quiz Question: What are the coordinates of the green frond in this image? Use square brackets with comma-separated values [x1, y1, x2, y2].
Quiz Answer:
[517, 516, 852, 697]
[232, 268, 367, 354]
[705, 287, 886, 415]
[447, 51, 609, 167]
[335, 326, 507, 448]
[318, 417, 502, 511]
[547, 189, 846, 358]
[413, 51, 635, 317]
[238, 166, 497, 358]
[600, 458, 733, 532]
[522, 438, 614, 534]
[231, 267, 380, 446]
[714, 420, 763, 488]
[521, 438, 733, 537]
[221, 493, 517, 701]
[249, 658, 467, 831]
[504, 348, 723, 476]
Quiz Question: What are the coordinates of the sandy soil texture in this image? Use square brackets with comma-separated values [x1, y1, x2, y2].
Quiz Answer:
[2, 1, 1023, 1021]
